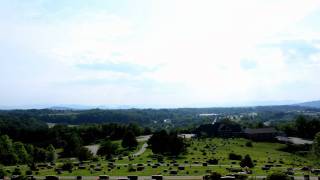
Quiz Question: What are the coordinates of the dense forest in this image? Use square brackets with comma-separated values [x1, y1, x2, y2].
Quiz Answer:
[0, 105, 319, 128]
[0, 120, 148, 166]
[0, 106, 320, 169]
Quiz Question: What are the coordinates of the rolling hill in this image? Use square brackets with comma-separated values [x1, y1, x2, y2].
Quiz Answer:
[296, 100, 320, 108]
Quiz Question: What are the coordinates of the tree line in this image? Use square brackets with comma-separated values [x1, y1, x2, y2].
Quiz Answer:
[0, 135, 55, 165]
[277, 115, 320, 139]
[0, 114, 150, 165]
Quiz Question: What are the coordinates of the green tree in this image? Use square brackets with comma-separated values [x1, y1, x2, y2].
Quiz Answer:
[121, 131, 138, 149]
[63, 132, 82, 157]
[46, 144, 56, 162]
[12, 168, 22, 175]
[33, 147, 48, 163]
[245, 141, 253, 147]
[143, 127, 152, 135]
[61, 161, 73, 171]
[0, 135, 18, 165]
[148, 130, 186, 156]
[97, 140, 118, 159]
[296, 116, 308, 138]
[127, 123, 142, 136]
[24, 144, 34, 157]
[13, 142, 30, 164]
[0, 166, 7, 177]
[313, 132, 320, 158]
[240, 154, 254, 168]
[78, 147, 93, 161]
[169, 133, 186, 156]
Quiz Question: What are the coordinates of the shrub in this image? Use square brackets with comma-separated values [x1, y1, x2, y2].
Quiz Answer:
[0, 167, 7, 177]
[226, 167, 243, 172]
[267, 172, 291, 180]
[207, 158, 219, 165]
[245, 141, 253, 147]
[25, 169, 33, 175]
[12, 168, 22, 175]
[155, 154, 164, 162]
[127, 164, 136, 172]
[61, 161, 73, 171]
[78, 147, 93, 161]
[240, 154, 254, 168]
[235, 174, 248, 180]
[92, 156, 99, 162]
[229, 153, 242, 160]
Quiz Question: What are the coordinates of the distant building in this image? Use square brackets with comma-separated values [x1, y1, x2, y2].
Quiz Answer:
[217, 122, 243, 137]
[244, 128, 280, 141]
[195, 121, 243, 138]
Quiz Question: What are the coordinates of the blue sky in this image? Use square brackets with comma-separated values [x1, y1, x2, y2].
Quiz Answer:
[1, 0, 320, 108]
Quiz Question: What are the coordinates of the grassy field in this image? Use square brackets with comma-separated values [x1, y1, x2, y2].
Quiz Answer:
[3, 138, 319, 177]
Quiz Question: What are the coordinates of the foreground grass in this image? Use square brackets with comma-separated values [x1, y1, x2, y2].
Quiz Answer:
[3, 138, 319, 176]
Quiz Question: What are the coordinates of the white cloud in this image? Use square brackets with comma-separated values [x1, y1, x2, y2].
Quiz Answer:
[1, 0, 320, 106]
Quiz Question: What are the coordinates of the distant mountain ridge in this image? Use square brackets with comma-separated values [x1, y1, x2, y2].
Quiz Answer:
[2, 100, 320, 110]
[49, 104, 139, 110]
[296, 100, 320, 108]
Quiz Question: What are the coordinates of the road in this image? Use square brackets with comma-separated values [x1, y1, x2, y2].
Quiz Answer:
[136, 135, 151, 142]
[85, 134, 194, 157]
[84, 144, 100, 156]
[133, 143, 148, 157]
[84, 135, 151, 156]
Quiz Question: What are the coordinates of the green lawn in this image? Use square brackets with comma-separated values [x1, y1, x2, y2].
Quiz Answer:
[3, 138, 319, 177]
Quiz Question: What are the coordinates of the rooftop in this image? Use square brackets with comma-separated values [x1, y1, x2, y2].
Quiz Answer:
[244, 128, 278, 134]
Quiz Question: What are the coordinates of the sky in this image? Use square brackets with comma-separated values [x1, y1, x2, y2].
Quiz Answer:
[1, 0, 320, 108]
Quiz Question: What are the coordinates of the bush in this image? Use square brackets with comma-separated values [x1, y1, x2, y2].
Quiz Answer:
[127, 164, 136, 172]
[61, 161, 73, 171]
[235, 174, 248, 180]
[240, 154, 254, 168]
[267, 172, 291, 180]
[0, 167, 7, 177]
[154, 154, 164, 162]
[25, 170, 33, 175]
[12, 168, 22, 175]
[226, 167, 243, 172]
[92, 156, 99, 162]
[245, 141, 253, 147]
[78, 147, 93, 161]
[207, 158, 219, 165]
[229, 153, 242, 160]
